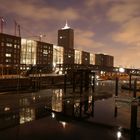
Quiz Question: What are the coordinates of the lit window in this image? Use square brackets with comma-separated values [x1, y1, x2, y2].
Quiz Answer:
[5, 53, 11, 57]
[6, 43, 12, 47]
[14, 44, 17, 48]
[17, 45, 20, 49]
[6, 59, 11, 62]
[43, 50, 48, 55]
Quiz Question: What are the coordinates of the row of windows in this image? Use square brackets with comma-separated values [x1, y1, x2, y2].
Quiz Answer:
[37, 45, 52, 50]
[6, 50, 20, 54]
[0, 37, 20, 44]
[5, 53, 11, 57]
[0, 59, 19, 63]
[37, 49, 53, 54]
[37, 53, 52, 57]
[37, 57, 52, 61]
[1, 42, 20, 48]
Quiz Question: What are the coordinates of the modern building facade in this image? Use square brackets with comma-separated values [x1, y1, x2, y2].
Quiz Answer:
[0, 33, 21, 74]
[95, 53, 114, 67]
[90, 53, 95, 65]
[20, 39, 37, 70]
[20, 38, 53, 72]
[74, 50, 82, 64]
[36, 41, 53, 66]
[53, 45, 64, 65]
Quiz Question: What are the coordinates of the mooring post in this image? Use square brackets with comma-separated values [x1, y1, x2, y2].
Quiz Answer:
[129, 74, 132, 90]
[130, 101, 138, 140]
[114, 105, 118, 118]
[91, 97, 94, 117]
[91, 72, 95, 92]
[80, 71, 83, 94]
[84, 71, 89, 92]
[80, 101, 82, 118]
[73, 72, 75, 92]
[64, 74, 67, 94]
[133, 78, 137, 98]
[115, 77, 119, 97]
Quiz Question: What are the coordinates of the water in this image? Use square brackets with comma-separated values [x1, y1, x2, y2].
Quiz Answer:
[0, 80, 140, 139]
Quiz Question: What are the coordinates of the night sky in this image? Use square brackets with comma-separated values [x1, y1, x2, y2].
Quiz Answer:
[0, 0, 140, 68]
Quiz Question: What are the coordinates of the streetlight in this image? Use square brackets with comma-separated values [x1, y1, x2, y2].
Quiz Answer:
[119, 67, 125, 73]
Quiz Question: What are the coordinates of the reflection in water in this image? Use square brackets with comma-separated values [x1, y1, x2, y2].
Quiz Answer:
[20, 108, 35, 124]
[52, 89, 63, 112]
[32, 96, 36, 101]
[0, 82, 139, 140]
[59, 121, 67, 128]
[117, 131, 122, 139]
[88, 95, 92, 103]
[4, 107, 10, 111]
[51, 112, 55, 119]
[66, 100, 70, 104]
[20, 98, 30, 106]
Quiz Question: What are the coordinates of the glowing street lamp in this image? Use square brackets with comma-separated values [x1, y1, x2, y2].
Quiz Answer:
[119, 67, 125, 73]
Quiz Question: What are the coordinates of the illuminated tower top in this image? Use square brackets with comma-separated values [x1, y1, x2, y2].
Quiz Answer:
[62, 20, 70, 30]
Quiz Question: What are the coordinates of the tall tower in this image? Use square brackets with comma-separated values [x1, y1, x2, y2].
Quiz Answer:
[58, 21, 74, 49]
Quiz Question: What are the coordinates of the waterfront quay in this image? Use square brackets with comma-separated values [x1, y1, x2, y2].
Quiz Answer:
[0, 78, 140, 140]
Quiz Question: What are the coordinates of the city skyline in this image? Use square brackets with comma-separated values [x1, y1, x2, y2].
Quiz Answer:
[0, 0, 140, 68]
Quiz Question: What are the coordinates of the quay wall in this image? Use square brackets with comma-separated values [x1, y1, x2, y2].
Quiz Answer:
[0, 78, 31, 91]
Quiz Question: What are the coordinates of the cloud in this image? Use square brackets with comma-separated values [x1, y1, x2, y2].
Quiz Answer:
[85, 0, 123, 7]
[113, 46, 140, 68]
[106, 0, 140, 67]
[85, 0, 111, 7]
[107, 0, 140, 46]
[74, 29, 105, 52]
[0, 0, 80, 21]
[107, 1, 140, 23]
[113, 18, 140, 45]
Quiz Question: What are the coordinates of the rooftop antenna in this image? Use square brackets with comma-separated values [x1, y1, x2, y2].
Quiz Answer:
[0, 17, 5, 33]
[18, 24, 21, 37]
[14, 20, 17, 36]
[14, 20, 21, 37]
[62, 20, 70, 29]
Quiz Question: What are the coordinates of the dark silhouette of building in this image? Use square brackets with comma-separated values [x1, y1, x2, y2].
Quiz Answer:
[36, 41, 53, 66]
[95, 53, 114, 67]
[82, 51, 90, 65]
[0, 33, 21, 74]
[58, 21, 74, 49]
[57, 22, 74, 68]
[63, 48, 74, 65]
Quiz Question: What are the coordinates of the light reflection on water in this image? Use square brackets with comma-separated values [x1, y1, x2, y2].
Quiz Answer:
[20, 108, 35, 124]
[0, 81, 140, 139]
[59, 121, 67, 128]
[52, 89, 63, 112]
